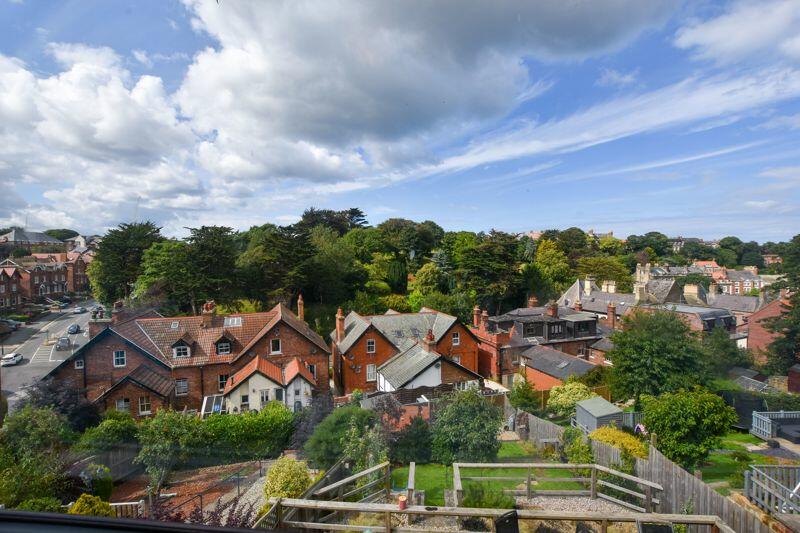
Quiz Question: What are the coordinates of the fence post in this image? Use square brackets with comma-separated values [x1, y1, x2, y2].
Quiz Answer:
[526, 467, 532, 500]
[744, 470, 751, 502]
[385, 511, 392, 533]
[275, 498, 283, 528]
[590, 467, 597, 499]
[644, 485, 653, 513]
[384, 465, 391, 496]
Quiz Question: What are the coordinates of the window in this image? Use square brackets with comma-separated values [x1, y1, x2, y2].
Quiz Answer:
[224, 316, 242, 327]
[453, 355, 461, 365]
[115, 398, 130, 412]
[217, 341, 231, 355]
[138, 396, 151, 415]
[175, 378, 188, 396]
[523, 323, 543, 337]
[170, 321, 179, 329]
[0, 285, 4, 293]
[366, 364, 376, 382]
[173, 345, 190, 358]
[275, 389, 284, 401]
[113, 350, 126, 367]
[549, 324, 563, 335]
[452, 331, 460, 346]
[270, 338, 281, 354]
[260, 389, 269, 404]
[218, 374, 229, 392]
[307, 364, 316, 378]
[366, 338, 376, 353]
[74, 359, 84, 369]
[11, 284, 16, 292]
[240, 394, 249, 410]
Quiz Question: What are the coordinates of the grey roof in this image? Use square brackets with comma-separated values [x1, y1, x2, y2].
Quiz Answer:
[706, 293, 763, 313]
[377, 345, 440, 389]
[558, 279, 635, 315]
[561, 312, 600, 322]
[643, 303, 733, 320]
[726, 270, 759, 281]
[590, 338, 614, 352]
[0, 229, 63, 245]
[645, 279, 678, 303]
[522, 346, 595, 380]
[577, 396, 622, 417]
[650, 265, 706, 276]
[335, 309, 457, 353]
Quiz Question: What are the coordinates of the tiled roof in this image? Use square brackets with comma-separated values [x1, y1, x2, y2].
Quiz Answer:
[223, 355, 315, 395]
[335, 309, 458, 353]
[521, 345, 595, 380]
[725, 270, 759, 281]
[94, 364, 174, 401]
[0, 229, 63, 245]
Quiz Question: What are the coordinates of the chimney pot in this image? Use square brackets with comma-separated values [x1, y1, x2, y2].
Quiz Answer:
[527, 295, 539, 308]
[574, 300, 583, 311]
[297, 294, 305, 321]
[335, 308, 345, 343]
[480, 310, 489, 332]
[473, 305, 481, 328]
[546, 301, 558, 318]
[201, 300, 216, 328]
[422, 329, 435, 352]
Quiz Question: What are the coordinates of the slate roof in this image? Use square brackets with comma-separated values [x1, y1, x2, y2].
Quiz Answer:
[726, 270, 760, 281]
[223, 355, 315, 395]
[642, 303, 733, 320]
[0, 229, 63, 245]
[706, 293, 764, 313]
[577, 396, 622, 418]
[590, 338, 614, 352]
[521, 345, 595, 380]
[558, 279, 635, 314]
[378, 345, 442, 389]
[335, 309, 458, 353]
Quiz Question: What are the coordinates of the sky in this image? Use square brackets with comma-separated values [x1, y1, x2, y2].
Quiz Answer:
[1, 0, 800, 242]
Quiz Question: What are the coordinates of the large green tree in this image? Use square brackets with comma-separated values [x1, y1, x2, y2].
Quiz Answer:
[89, 221, 163, 304]
[305, 226, 366, 305]
[576, 256, 633, 292]
[295, 207, 367, 236]
[609, 310, 709, 405]
[133, 240, 198, 313]
[765, 234, 800, 373]
[44, 229, 79, 241]
[456, 230, 522, 311]
[432, 389, 502, 464]
[186, 225, 240, 305]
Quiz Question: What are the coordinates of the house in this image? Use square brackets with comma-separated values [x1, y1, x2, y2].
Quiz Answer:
[639, 303, 737, 332]
[0, 258, 68, 305]
[575, 396, 623, 433]
[471, 298, 605, 387]
[0, 228, 64, 251]
[736, 291, 792, 365]
[30, 252, 90, 293]
[0, 265, 23, 311]
[520, 345, 595, 391]
[222, 355, 316, 413]
[717, 268, 766, 295]
[330, 307, 479, 395]
[692, 260, 722, 273]
[763, 254, 783, 266]
[45, 297, 330, 418]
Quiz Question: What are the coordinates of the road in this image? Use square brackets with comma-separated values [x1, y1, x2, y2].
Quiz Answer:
[1, 299, 96, 409]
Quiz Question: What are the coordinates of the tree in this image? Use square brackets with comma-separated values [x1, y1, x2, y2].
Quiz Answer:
[295, 207, 367, 236]
[89, 222, 163, 304]
[133, 240, 198, 312]
[598, 235, 624, 256]
[642, 389, 737, 470]
[702, 326, 750, 375]
[342, 227, 389, 262]
[626, 232, 670, 257]
[546, 379, 595, 418]
[526, 239, 571, 301]
[407, 290, 475, 324]
[44, 229, 79, 241]
[431, 389, 502, 464]
[185, 226, 240, 306]
[77, 411, 138, 455]
[390, 417, 432, 464]
[305, 226, 366, 305]
[609, 310, 709, 405]
[22, 377, 101, 432]
[576, 256, 633, 292]
[304, 406, 376, 468]
[455, 231, 522, 310]
[291, 393, 334, 449]
[3, 406, 75, 456]
[411, 262, 446, 295]
[341, 422, 388, 480]
[714, 248, 738, 268]
[508, 372, 540, 414]
[262, 457, 311, 500]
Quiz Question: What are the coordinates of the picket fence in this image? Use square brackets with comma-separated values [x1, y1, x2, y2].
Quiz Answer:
[521, 411, 773, 533]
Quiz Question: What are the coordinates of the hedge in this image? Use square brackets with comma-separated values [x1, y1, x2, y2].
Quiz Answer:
[589, 426, 648, 459]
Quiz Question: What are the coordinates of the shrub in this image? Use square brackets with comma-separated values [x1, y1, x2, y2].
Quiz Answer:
[342, 423, 388, 485]
[589, 426, 648, 459]
[263, 457, 311, 501]
[462, 483, 515, 509]
[565, 438, 594, 467]
[547, 380, 595, 418]
[68, 494, 114, 517]
[79, 464, 113, 501]
[304, 405, 376, 468]
[390, 417, 432, 464]
[16, 497, 64, 513]
[3, 405, 76, 454]
[508, 373, 541, 414]
[204, 402, 294, 461]
[0, 447, 70, 507]
[432, 389, 502, 464]
[77, 411, 138, 455]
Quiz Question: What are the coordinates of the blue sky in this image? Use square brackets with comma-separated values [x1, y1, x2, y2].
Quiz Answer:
[1, 0, 799, 242]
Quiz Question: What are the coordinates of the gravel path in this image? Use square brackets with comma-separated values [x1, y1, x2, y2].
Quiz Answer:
[517, 495, 629, 513]
[238, 473, 268, 512]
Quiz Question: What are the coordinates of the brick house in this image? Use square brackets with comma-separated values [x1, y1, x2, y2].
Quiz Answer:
[223, 356, 316, 413]
[31, 252, 90, 293]
[763, 254, 783, 266]
[520, 345, 595, 391]
[471, 299, 605, 388]
[737, 291, 792, 365]
[637, 303, 737, 332]
[45, 297, 330, 419]
[0, 258, 68, 305]
[331, 307, 480, 395]
[0, 266, 23, 311]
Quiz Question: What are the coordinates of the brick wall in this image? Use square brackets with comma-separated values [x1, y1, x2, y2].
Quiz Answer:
[242, 323, 330, 390]
[98, 381, 169, 420]
[339, 327, 398, 394]
[523, 366, 563, 391]
[740, 299, 788, 365]
[435, 323, 479, 374]
[440, 359, 479, 385]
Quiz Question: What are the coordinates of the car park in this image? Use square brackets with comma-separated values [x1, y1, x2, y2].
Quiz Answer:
[1, 353, 23, 366]
[56, 337, 71, 350]
[67, 324, 81, 334]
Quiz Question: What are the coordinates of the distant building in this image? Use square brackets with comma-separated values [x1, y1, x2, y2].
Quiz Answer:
[0, 258, 68, 306]
[717, 268, 766, 295]
[520, 345, 595, 391]
[0, 228, 64, 249]
[763, 254, 783, 266]
[737, 291, 792, 365]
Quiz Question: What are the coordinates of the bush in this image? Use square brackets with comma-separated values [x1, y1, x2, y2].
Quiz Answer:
[68, 494, 114, 517]
[79, 464, 113, 501]
[263, 457, 311, 501]
[304, 405, 376, 468]
[565, 438, 594, 467]
[390, 417, 432, 464]
[547, 380, 595, 418]
[432, 389, 502, 464]
[0, 447, 70, 507]
[77, 411, 138, 455]
[204, 402, 294, 461]
[589, 426, 648, 459]
[508, 373, 541, 414]
[3, 406, 76, 454]
[16, 497, 64, 513]
[462, 483, 515, 509]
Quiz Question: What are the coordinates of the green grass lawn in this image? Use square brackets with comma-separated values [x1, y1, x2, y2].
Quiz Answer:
[699, 431, 768, 495]
[390, 441, 585, 505]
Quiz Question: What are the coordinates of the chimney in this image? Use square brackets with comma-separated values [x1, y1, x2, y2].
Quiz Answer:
[607, 303, 617, 330]
[421, 329, 436, 352]
[574, 299, 583, 312]
[201, 300, 216, 328]
[473, 305, 481, 328]
[708, 282, 717, 296]
[546, 301, 558, 318]
[634, 283, 647, 304]
[527, 295, 539, 308]
[335, 308, 345, 343]
[88, 316, 112, 339]
[111, 300, 124, 325]
[583, 276, 594, 296]
[606, 281, 616, 294]
[297, 294, 305, 321]
[480, 310, 489, 332]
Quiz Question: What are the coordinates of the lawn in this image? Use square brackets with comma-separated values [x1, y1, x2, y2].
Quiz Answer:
[390, 441, 585, 505]
[699, 431, 768, 495]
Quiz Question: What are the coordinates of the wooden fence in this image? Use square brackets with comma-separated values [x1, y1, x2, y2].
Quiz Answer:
[70, 444, 140, 483]
[523, 411, 774, 532]
[745, 465, 800, 515]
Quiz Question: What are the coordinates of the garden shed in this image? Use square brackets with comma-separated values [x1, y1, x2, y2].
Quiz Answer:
[575, 396, 623, 432]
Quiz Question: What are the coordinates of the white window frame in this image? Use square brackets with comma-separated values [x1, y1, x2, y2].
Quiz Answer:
[218, 374, 229, 392]
[217, 341, 231, 355]
[452, 331, 460, 346]
[74, 359, 84, 369]
[175, 378, 189, 396]
[453, 355, 461, 365]
[113, 350, 126, 368]
[260, 389, 269, 404]
[173, 345, 190, 358]
[138, 396, 152, 416]
[270, 338, 281, 354]
[115, 398, 130, 412]
[224, 316, 242, 327]
[366, 338, 376, 353]
[366, 364, 377, 382]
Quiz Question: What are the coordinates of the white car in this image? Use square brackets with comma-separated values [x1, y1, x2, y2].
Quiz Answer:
[1, 353, 23, 366]
[72, 306, 87, 314]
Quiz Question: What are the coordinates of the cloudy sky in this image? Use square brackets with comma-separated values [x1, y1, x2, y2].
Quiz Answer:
[2, 0, 799, 241]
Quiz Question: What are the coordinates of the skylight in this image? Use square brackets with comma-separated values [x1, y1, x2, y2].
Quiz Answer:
[224, 316, 243, 327]
[170, 321, 179, 329]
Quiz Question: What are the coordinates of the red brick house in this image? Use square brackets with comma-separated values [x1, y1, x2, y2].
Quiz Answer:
[45, 297, 330, 419]
[31, 252, 90, 293]
[737, 291, 792, 365]
[0, 258, 68, 305]
[520, 345, 596, 391]
[0, 266, 23, 311]
[331, 307, 479, 394]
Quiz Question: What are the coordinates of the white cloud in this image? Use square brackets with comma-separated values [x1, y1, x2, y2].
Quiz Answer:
[132, 50, 153, 68]
[596, 68, 638, 87]
[675, 0, 800, 64]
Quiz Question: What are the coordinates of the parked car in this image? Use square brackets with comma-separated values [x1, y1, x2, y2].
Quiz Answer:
[67, 324, 81, 334]
[72, 307, 87, 314]
[0, 319, 22, 331]
[55, 337, 71, 350]
[1, 353, 23, 366]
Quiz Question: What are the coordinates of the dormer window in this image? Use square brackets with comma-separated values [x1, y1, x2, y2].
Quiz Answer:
[217, 341, 231, 355]
[173, 345, 190, 358]
[224, 316, 242, 327]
